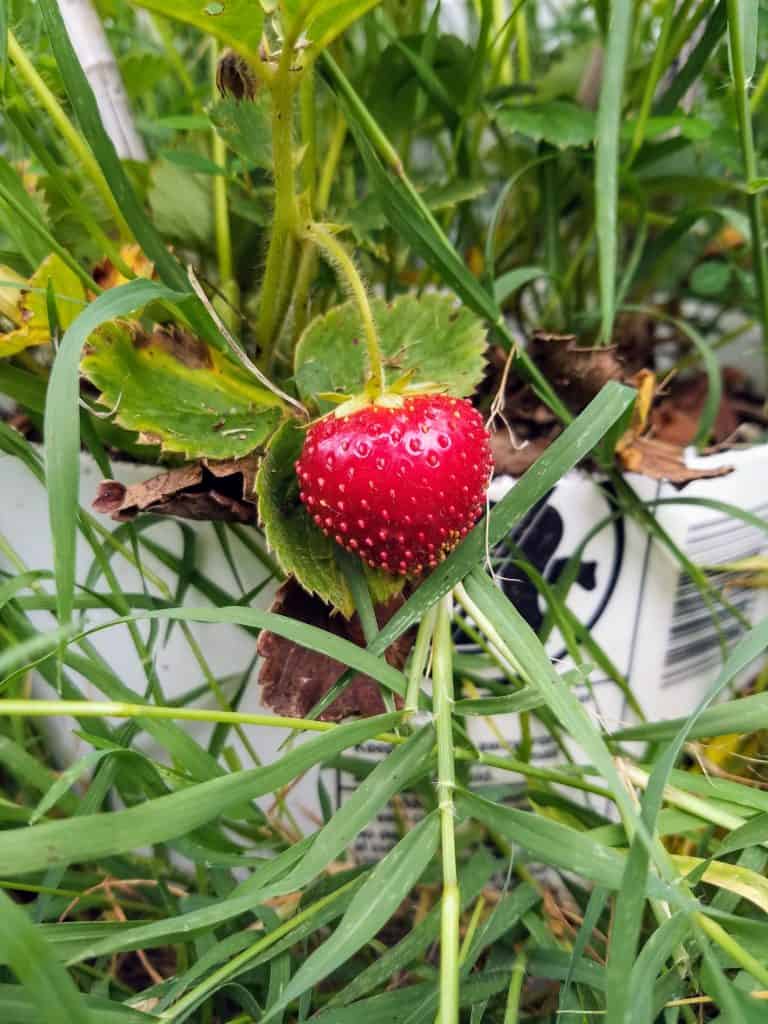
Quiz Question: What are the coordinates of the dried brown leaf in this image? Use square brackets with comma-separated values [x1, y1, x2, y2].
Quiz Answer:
[617, 436, 733, 487]
[93, 456, 259, 523]
[490, 425, 562, 477]
[529, 331, 625, 412]
[257, 579, 415, 721]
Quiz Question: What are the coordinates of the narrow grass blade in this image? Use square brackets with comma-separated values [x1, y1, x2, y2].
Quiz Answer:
[0, 890, 92, 1023]
[607, 617, 768, 1020]
[0, 714, 400, 876]
[247, 814, 439, 1022]
[370, 382, 635, 653]
[37, 0, 186, 289]
[44, 279, 187, 623]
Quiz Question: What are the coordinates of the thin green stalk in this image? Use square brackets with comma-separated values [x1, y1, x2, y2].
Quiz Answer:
[7, 31, 131, 241]
[300, 68, 317, 206]
[504, 950, 527, 1024]
[433, 594, 460, 1024]
[292, 112, 348, 340]
[595, 0, 632, 344]
[696, 913, 768, 989]
[458, 895, 486, 965]
[515, 6, 530, 82]
[0, 699, 403, 744]
[453, 582, 524, 677]
[304, 221, 385, 395]
[619, 762, 755, 836]
[627, 0, 675, 165]
[257, 47, 301, 365]
[160, 877, 361, 1022]
[726, 0, 768, 365]
[750, 60, 768, 112]
[405, 603, 438, 713]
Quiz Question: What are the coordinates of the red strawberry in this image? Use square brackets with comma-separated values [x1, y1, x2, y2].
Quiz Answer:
[295, 394, 492, 576]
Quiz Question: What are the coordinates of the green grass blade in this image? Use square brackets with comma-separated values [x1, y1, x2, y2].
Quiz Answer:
[607, 616, 768, 1020]
[69, 604, 408, 696]
[0, 714, 400, 876]
[44, 279, 187, 623]
[37, 0, 187, 289]
[369, 382, 635, 654]
[0, 890, 92, 1023]
[238, 814, 440, 1023]
[70, 725, 434, 963]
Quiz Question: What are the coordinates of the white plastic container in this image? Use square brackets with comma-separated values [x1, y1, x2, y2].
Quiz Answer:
[0, 449, 326, 832]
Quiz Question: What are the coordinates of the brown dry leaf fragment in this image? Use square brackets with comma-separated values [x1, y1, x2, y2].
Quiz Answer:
[651, 372, 740, 447]
[529, 331, 625, 412]
[490, 425, 562, 477]
[257, 579, 415, 721]
[617, 436, 733, 487]
[93, 456, 259, 523]
[92, 244, 155, 292]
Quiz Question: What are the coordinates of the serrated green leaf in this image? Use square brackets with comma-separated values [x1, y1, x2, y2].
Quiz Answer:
[496, 101, 596, 148]
[80, 320, 285, 458]
[131, 0, 265, 64]
[256, 420, 355, 616]
[209, 94, 272, 169]
[148, 159, 214, 247]
[294, 293, 487, 411]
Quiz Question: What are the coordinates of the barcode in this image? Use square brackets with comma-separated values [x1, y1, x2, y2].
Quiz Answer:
[661, 503, 768, 687]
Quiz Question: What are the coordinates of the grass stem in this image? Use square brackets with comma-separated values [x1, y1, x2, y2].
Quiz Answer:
[433, 594, 460, 1024]
[7, 31, 131, 241]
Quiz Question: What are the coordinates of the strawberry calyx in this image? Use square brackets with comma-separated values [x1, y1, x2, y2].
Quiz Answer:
[319, 371, 447, 420]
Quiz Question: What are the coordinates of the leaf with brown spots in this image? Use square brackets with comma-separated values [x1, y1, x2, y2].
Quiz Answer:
[80, 320, 286, 459]
[93, 456, 260, 523]
[257, 579, 415, 721]
[92, 244, 154, 292]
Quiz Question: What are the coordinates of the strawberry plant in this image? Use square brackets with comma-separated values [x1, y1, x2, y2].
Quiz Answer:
[0, 1, 768, 1022]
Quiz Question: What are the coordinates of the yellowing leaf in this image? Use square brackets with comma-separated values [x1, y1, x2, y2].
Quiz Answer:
[81, 320, 286, 459]
[674, 855, 768, 914]
[0, 253, 86, 358]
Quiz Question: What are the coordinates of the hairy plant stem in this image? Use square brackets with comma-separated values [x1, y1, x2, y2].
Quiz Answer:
[304, 221, 386, 395]
[257, 46, 302, 368]
[433, 594, 460, 1024]
[7, 31, 131, 241]
[726, 0, 768, 367]
[292, 112, 348, 340]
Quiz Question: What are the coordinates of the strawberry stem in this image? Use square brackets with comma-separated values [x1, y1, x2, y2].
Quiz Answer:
[304, 220, 387, 396]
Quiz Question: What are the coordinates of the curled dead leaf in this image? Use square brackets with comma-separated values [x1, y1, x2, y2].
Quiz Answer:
[490, 425, 561, 477]
[617, 436, 732, 487]
[529, 331, 625, 412]
[257, 579, 415, 721]
[93, 456, 259, 523]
